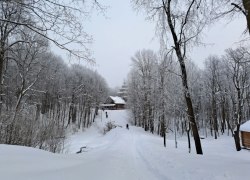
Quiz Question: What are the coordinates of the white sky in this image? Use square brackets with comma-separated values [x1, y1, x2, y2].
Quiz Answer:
[56, 0, 248, 89]
[86, 0, 159, 88]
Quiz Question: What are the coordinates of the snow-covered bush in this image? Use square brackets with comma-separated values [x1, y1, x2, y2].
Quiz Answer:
[103, 121, 117, 134]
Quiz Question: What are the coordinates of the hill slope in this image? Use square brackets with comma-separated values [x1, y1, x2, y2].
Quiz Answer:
[0, 110, 250, 180]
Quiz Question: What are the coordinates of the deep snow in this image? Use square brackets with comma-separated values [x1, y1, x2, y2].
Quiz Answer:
[0, 110, 250, 180]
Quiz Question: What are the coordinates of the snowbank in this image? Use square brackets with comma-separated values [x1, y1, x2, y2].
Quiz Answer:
[1, 110, 249, 180]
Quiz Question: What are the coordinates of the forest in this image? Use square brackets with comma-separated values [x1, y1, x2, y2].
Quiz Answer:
[1, 0, 250, 156]
[0, 0, 108, 153]
[128, 0, 250, 154]
[127, 47, 250, 152]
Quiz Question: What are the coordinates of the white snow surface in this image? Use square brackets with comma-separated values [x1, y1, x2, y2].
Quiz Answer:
[1, 110, 250, 180]
[240, 120, 250, 132]
[109, 96, 126, 104]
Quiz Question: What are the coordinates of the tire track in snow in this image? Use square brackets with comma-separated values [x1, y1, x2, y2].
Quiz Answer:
[132, 129, 171, 180]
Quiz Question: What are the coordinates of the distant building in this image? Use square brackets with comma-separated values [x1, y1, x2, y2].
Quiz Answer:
[117, 82, 128, 102]
[100, 96, 126, 110]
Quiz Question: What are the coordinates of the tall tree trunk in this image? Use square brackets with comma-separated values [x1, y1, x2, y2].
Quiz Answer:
[212, 92, 218, 139]
[149, 105, 154, 133]
[221, 96, 226, 134]
[233, 124, 241, 151]
[0, 51, 4, 115]
[178, 54, 203, 154]
[186, 121, 191, 153]
[243, 0, 250, 34]
[185, 89, 203, 154]
[164, 0, 203, 154]
[161, 113, 166, 147]
[234, 89, 243, 151]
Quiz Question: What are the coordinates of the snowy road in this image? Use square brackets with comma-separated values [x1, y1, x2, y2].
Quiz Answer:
[82, 127, 169, 180]
[1, 110, 250, 180]
[79, 128, 159, 180]
[64, 110, 168, 180]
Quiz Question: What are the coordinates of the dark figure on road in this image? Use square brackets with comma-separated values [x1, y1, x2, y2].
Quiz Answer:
[106, 111, 108, 118]
[126, 124, 129, 130]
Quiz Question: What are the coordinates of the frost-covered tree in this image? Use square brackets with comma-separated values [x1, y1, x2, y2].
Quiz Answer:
[0, 42, 108, 152]
[223, 47, 250, 151]
[128, 50, 158, 132]
[0, 0, 102, 116]
[203, 56, 222, 139]
[132, 0, 212, 154]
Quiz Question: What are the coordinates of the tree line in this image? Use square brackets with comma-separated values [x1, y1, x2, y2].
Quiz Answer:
[0, 0, 108, 153]
[129, 0, 250, 154]
[0, 32, 108, 152]
[128, 47, 250, 152]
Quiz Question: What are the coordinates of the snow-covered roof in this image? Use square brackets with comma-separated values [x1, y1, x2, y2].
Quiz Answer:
[100, 104, 115, 107]
[240, 120, 250, 132]
[110, 96, 125, 104]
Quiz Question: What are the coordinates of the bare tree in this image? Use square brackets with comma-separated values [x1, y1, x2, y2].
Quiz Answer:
[5, 29, 49, 144]
[242, 0, 250, 33]
[130, 50, 158, 132]
[132, 0, 210, 154]
[210, 0, 250, 34]
[204, 56, 221, 139]
[0, 0, 102, 114]
[223, 47, 250, 151]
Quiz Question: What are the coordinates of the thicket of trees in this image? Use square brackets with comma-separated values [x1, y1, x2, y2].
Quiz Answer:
[1, 0, 249, 155]
[127, 47, 250, 152]
[131, 0, 250, 154]
[0, 33, 108, 152]
[0, 0, 108, 153]
[0, 32, 108, 152]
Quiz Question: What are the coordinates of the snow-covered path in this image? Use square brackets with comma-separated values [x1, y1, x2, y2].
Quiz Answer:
[63, 110, 163, 180]
[1, 110, 250, 180]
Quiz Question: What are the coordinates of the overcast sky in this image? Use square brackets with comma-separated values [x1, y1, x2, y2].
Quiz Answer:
[61, 0, 247, 89]
[86, 0, 159, 88]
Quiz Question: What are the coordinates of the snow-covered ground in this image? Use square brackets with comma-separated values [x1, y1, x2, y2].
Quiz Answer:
[0, 110, 250, 180]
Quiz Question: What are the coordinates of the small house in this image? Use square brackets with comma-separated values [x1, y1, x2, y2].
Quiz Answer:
[100, 96, 126, 110]
[240, 120, 250, 149]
